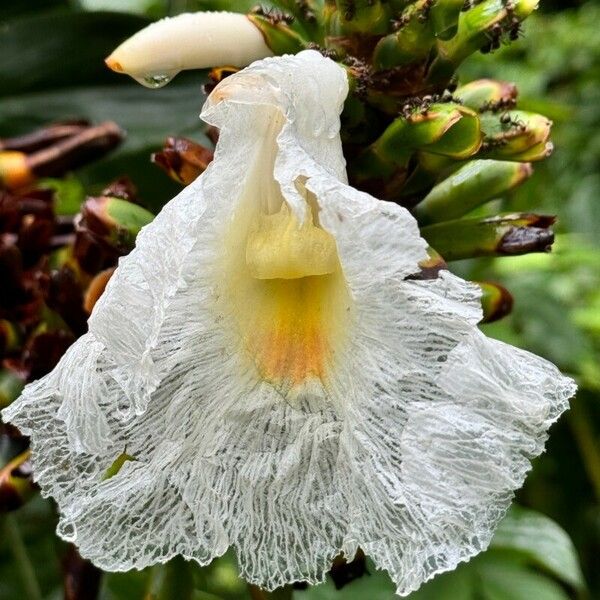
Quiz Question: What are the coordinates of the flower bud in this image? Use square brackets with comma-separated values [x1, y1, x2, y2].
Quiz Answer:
[324, 0, 391, 36]
[421, 213, 555, 261]
[63, 546, 102, 600]
[248, 7, 307, 55]
[380, 103, 482, 160]
[83, 267, 115, 314]
[152, 137, 214, 185]
[47, 266, 88, 336]
[105, 12, 273, 87]
[0, 450, 35, 512]
[414, 160, 533, 225]
[410, 247, 448, 280]
[23, 325, 76, 381]
[480, 111, 553, 161]
[373, 8, 435, 69]
[0, 152, 34, 190]
[454, 79, 518, 111]
[78, 196, 154, 255]
[476, 281, 514, 323]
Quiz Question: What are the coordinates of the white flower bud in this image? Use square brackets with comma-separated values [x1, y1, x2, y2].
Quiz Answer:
[105, 11, 273, 88]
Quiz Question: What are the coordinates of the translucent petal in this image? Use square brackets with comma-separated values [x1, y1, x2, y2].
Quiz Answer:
[2, 51, 575, 596]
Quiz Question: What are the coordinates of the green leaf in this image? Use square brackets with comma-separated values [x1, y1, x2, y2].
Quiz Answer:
[0, 11, 149, 96]
[298, 562, 396, 600]
[491, 506, 585, 590]
[78, 0, 167, 16]
[102, 569, 153, 600]
[406, 563, 474, 600]
[0, 497, 63, 600]
[477, 558, 571, 600]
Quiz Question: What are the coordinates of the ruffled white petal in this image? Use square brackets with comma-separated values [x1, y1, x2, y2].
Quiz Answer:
[2, 50, 575, 596]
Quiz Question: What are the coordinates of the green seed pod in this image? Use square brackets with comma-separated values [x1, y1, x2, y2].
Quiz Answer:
[421, 212, 555, 261]
[476, 281, 514, 323]
[414, 159, 533, 225]
[454, 79, 518, 111]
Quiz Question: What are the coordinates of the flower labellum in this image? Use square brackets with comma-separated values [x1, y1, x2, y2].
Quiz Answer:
[2, 51, 576, 596]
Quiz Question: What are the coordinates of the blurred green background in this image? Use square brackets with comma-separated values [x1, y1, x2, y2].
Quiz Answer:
[1, 1, 599, 599]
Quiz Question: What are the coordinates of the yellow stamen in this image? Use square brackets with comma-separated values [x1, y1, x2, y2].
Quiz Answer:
[246, 204, 338, 280]
[222, 188, 351, 400]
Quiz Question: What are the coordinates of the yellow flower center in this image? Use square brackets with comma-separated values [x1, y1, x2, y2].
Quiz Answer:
[219, 111, 352, 403]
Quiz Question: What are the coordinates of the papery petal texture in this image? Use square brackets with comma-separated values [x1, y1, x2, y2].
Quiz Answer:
[2, 50, 575, 596]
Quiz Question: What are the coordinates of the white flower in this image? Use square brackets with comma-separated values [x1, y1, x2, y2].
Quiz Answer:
[2, 50, 575, 596]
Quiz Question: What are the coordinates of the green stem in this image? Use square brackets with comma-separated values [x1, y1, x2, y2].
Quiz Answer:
[567, 396, 600, 503]
[2, 515, 43, 600]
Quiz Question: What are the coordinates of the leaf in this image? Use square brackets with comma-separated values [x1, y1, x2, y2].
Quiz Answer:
[0, 0, 69, 22]
[0, 11, 151, 96]
[102, 569, 153, 600]
[78, 0, 167, 16]
[491, 505, 585, 590]
[405, 563, 474, 600]
[0, 497, 63, 600]
[297, 562, 396, 600]
[477, 558, 571, 600]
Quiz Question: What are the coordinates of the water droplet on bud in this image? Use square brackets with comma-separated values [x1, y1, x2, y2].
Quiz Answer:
[133, 72, 176, 89]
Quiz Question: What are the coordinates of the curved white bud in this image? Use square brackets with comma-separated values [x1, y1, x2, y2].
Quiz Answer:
[105, 11, 273, 88]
